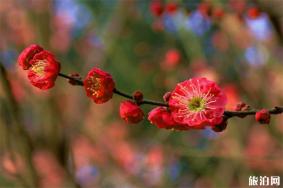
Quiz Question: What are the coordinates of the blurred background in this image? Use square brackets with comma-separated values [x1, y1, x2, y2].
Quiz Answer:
[0, 0, 283, 187]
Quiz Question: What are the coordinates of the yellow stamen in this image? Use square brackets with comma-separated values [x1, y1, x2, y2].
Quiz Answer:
[31, 60, 46, 76]
[87, 76, 101, 97]
[188, 97, 206, 112]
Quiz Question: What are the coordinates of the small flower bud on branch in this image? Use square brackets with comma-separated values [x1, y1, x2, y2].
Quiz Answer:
[255, 109, 271, 124]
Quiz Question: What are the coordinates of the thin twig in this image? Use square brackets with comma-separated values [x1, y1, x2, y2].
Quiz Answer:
[59, 72, 283, 118]
[59, 73, 169, 107]
[224, 106, 283, 118]
[58, 73, 83, 86]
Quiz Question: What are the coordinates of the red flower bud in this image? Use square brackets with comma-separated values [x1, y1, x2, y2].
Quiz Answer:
[247, 7, 261, 19]
[150, 1, 164, 17]
[27, 50, 60, 90]
[84, 67, 115, 104]
[164, 49, 180, 67]
[165, 2, 178, 15]
[255, 109, 270, 124]
[119, 100, 144, 124]
[18, 44, 43, 70]
[148, 107, 189, 130]
[212, 7, 224, 20]
[234, 102, 246, 111]
[234, 102, 250, 118]
[133, 91, 143, 103]
[198, 2, 212, 18]
[212, 119, 228, 132]
[68, 73, 82, 85]
[148, 107, 173, 129]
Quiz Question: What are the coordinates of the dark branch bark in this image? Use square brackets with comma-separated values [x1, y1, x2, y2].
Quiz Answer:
[59, 72, 283, 118]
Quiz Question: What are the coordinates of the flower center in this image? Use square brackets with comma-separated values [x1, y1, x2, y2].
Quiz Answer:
[87, 76, 102, 96]
[31, 60, 46, 76]
[188, 97, 206, 112]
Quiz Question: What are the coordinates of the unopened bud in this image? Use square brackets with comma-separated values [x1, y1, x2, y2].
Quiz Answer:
[212, 119, 228, 132]
[133, 91, 143, 103]
[255, 109, 270, 124]
[68, 73, 82, 85]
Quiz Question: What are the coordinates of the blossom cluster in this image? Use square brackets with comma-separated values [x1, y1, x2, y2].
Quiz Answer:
[18, 44, 272, 132]
[149, 0, 262, 20]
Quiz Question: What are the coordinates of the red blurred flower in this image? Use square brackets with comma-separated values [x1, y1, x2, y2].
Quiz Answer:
[150, 1, 164, 17]
[169, 77, 227, 128]
[18, 44, 43, 70]
[33, 150, 64, 188]
[229, 0, 246, 14]
[165, 2, 178, 15]
[112, 142, 136, 171]
[72, 136, 105, 168]
[198, 2, 211, 18]
[255, 109, 270, 124]
[84, 67, 115, 104]
[164, 49, 181, 68]
[212, 7, 225, 20]
[247, 7, 261, 19]
[27, 50, 60, 90]
[146, 147, 163, 167]
[120, 100, 144, 124]
[222, 84, 240, 110]
[1, 153, 24, 176]
[148, 107, 188, 130]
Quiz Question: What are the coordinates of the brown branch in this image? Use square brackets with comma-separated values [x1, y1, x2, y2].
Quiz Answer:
[224, 106, 283, 118]
[59, 73, 168, 107]
[59, 72, 283, 119]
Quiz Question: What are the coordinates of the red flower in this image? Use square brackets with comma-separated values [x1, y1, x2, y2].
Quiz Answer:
[247, 7, 261, 19]
[84, 68, 115, 104]
[164, 49, 180, 67]
[169, 77, 227, 129]
[229, 0, 246, 14]
[255, 109, 270, 124]
[27, 50, 60, 90]
[212, 7, 225, 20]
[18, 44, 43, 70]
[119, 100, 144, 124]
[148, 107, 189, 130]
[150, 1, 164, 17]
[198, 2, 211, 18]
[165, 2, 178, 15]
